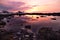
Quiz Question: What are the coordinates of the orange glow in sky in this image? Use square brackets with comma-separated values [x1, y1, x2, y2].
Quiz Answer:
[0, 0, 60, 13]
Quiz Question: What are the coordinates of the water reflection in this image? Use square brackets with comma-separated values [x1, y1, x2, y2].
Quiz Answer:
[0, 15, 60, 40]
[23, 15, 51, 23]
[5, 15, 60, 33]
[22, 15, 60, 32]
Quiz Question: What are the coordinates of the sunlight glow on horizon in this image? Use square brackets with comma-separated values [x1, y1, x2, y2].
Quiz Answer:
[0, 0, 60, 13]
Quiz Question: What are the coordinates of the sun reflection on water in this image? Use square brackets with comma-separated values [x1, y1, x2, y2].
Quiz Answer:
[24, 15, 52, 23]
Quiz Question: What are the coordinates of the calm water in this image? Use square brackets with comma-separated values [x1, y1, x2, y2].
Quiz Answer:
[5, 15, 60, 33]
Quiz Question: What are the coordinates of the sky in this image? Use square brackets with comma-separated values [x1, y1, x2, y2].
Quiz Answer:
[0, 0, 60, 13]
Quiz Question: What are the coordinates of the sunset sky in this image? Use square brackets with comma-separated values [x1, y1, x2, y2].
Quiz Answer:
[0, 0, 60, 13]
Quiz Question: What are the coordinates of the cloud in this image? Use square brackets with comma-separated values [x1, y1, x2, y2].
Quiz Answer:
[0, 1, 27, 11]
[0, 0, 60, 12]
[0, 1, 33, 12]
[0, 4, 13, 11]
[20, 7, 32, 11]
[8, 2, 25, 7]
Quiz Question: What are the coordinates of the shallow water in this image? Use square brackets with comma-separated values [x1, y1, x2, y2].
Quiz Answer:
[5, 15, 60, 33]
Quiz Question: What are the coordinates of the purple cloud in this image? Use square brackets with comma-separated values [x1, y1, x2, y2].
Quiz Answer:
[0, 1, 26, 11]
[0, 1, 33, 12]
[20, 7, 32, 10]
[0, 4, 14, 11]
[8, 2, 25, 7]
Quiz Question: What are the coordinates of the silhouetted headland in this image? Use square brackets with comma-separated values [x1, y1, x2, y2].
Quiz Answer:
[0, 11, 60, 16]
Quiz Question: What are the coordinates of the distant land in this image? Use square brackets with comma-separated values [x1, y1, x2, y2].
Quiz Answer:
[25, 12, 60, 16]
[0, 11, 60, 16]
